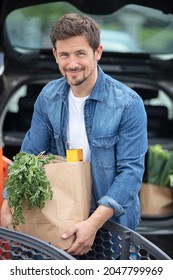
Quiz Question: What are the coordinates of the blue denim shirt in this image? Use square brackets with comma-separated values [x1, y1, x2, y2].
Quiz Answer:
[20, 66, 148, 230]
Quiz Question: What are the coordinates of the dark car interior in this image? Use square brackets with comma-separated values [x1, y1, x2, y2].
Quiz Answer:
[2, 77, 173, 159]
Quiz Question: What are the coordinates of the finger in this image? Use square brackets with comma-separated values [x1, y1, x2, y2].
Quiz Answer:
[67, 242, 91, 255]
[61, 225, 77, 239]
[69, 247, 91, 256]
[66, 242, 80, 254]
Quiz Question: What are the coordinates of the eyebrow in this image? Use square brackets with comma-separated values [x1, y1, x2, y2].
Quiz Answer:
[57, 49, 87, 55]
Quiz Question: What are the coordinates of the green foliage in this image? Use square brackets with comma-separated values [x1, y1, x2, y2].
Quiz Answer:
[6, 152, 55, 227]
[19, 2, 80, 27]
[147, 145, 173, 187]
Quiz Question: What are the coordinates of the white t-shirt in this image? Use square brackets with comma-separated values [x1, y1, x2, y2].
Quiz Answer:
[67, 89, 91, 161]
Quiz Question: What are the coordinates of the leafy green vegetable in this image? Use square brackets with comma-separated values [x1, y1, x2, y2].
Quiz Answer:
[147, 145, 173, 187]
[6, 152, 55, 227]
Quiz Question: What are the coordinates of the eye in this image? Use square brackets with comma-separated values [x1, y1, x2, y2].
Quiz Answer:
[77, 52, 86, 57]
[59, 53, 68, 59]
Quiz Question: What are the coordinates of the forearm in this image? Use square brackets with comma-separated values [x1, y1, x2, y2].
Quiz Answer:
[87, 204, 114, 231]
[1, 199, 10, 213]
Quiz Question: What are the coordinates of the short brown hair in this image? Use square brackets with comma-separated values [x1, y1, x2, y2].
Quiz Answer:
[50, 13, 100, 51]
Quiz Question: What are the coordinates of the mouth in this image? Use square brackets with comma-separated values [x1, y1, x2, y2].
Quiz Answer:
[66, 67, 83, 74]
[68, 71, 80, 75]
[65, 70, 83, 81]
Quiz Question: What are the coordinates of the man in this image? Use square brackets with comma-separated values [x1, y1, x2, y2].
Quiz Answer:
[1, 13, 148, 256]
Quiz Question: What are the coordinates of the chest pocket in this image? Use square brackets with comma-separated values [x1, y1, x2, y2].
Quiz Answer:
[91, 134, 119, 168]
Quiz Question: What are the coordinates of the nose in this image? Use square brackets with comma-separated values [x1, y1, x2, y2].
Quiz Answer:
[67, 55, 79, 69]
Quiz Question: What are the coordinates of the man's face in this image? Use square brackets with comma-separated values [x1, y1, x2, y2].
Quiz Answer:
[53, 36, 102, 88]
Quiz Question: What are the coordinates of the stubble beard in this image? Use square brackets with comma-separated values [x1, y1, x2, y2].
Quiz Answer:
[65, 73, 87, 86]
[64, 66, 95, 87]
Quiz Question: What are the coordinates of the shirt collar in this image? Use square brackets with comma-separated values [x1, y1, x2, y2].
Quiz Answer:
[89, 65, 105, 102]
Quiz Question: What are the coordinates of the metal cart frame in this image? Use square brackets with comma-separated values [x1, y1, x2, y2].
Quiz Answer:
[0, 221, 171, 260]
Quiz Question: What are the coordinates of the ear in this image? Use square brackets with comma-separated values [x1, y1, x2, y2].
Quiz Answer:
[52, 48, 59, 64]
[95, 44, 103, 61]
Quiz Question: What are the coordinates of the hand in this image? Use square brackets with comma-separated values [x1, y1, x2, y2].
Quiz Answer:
[62, 219, 97, 255]
[62, 205, 114, 256]
[0, 199, 13, 229]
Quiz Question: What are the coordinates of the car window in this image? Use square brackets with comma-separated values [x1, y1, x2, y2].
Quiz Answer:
[5, 2, 173, 54]
[144, 90, 173, 119]
[0, 52, 4, 75]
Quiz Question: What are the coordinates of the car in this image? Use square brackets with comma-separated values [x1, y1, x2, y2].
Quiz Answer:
[0, 52, 4, 96]
[0, 0, 173, 259]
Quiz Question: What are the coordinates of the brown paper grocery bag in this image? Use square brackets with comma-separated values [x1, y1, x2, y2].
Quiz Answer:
[16, 160, 91, 250]
[140, 183, 173, 215]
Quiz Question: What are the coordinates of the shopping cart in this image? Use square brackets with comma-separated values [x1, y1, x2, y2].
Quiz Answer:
[83, 221, 172, 260]
[0, 226, 75, 260]
[0, 221, 171, 260]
